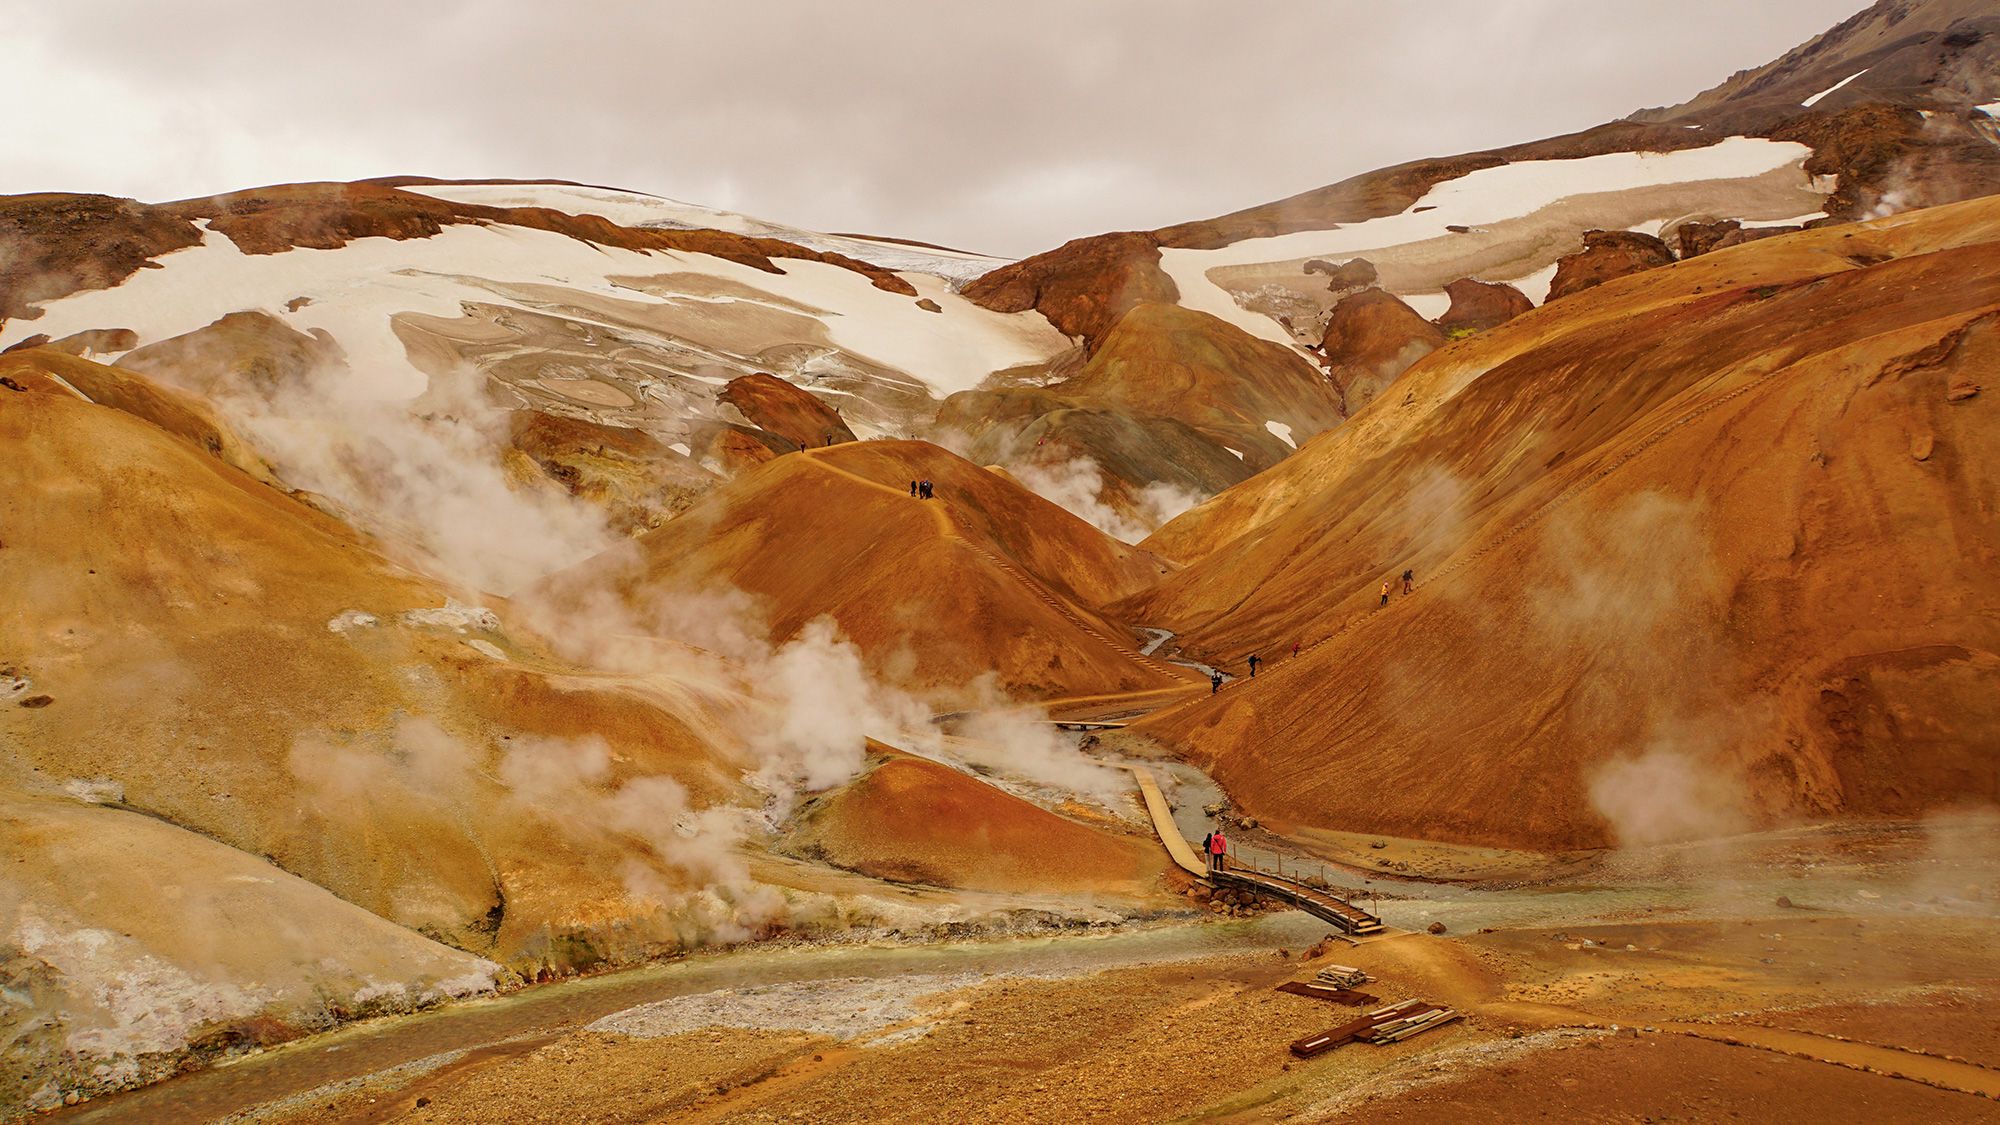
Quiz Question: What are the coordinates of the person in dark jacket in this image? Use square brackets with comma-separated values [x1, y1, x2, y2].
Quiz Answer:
[1210, 672, 1223, 694]
[1247, 653, 1261, 677]
[910, 480, 919, 497]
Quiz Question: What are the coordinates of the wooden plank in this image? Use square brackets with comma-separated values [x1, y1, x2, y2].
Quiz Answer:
[1128, 766, 1207, 877]
[1290, 1015, 1377, 1058]
[1275, 982, 1378, 1005]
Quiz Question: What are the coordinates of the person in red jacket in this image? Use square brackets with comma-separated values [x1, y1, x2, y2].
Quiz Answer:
[1207, 827, 1229, 874]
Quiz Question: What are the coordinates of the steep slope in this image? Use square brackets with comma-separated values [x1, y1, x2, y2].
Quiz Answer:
[538, 440, 1190, 702]
[1119, 195, 2000, 851]
[786, 752, 1164, 896]
[933, 303, 1343, 539]
[0, 371, 782, 975]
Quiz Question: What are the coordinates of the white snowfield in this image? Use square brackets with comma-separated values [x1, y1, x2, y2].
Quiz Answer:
[0, 219, 1063, 400]
[1159, 136, 1817, 349]
[1265, 419, 1295, 448]
[1802, 70, 1868, 108]
[403, 182, 1011, 286]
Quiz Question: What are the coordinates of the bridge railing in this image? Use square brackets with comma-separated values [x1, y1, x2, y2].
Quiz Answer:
[1219, 848, 1380, 916]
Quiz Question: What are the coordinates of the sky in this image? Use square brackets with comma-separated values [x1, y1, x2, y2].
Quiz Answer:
[3, 0, 1867, 258]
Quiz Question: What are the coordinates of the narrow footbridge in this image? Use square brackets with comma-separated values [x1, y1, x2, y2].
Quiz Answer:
[1129, 767, 1386, 936]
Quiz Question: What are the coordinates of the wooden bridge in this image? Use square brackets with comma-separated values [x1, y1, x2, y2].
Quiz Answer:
[1130, 766, 1386, 936]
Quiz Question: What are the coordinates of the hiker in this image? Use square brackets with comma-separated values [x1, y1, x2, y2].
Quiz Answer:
[909, 480, 919, 497]
[1207, 827, 1229, 873]
[1210, 671, 1223, 694]
[1380, 579, 1391, 607]
[1248, 653, 1261, 677]
[1291, 641, 1301, 659]
[824, 431, 834, 446]
[920, 479, 934, 500]
[1402, 568, 1414, 595]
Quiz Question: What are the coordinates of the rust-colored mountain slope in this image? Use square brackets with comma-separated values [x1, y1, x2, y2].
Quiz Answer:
[0, 378, 767, 973]
[540, 440, 1188, 702]
[787, 752, 1164, 896]
[934, 303, 1344, 528]
[1119, 196, 2000, 851]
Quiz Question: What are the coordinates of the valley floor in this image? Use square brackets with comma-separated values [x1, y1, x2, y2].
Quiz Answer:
[54, 818, 2000, 1124]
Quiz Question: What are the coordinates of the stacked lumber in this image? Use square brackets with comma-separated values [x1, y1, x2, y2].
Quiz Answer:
[1276, 981, 1378, 1005]
[1314, 965, 1370, 987]
[1356, 999, 1462, 1044]
[1289, 998, 1461, 1058]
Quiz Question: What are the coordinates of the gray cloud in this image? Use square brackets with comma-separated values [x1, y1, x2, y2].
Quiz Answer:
[2, 0, 1864, 256]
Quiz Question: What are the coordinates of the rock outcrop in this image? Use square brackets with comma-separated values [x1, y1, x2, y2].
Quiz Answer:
[1318, 288, 1447, 413]
[961, 231, 1178, 351]
[1546, 230, 1678, 301]
[718, 372, 857, 450]
[1435, 278, 1534, 333]
[1304, 257, 1380, 293]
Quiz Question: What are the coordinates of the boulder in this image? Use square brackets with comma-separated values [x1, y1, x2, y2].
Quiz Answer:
[1318, 288, 1447, 414]
[1303, 257, 1379, 293]
[1675, 219, 1742, 259]
[1435, 278, 1534, 333]
[1547, 230, 1676, 301]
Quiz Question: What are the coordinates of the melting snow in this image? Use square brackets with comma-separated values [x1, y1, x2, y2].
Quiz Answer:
[1740, 211, 1825, 228]
[1265, 420, 1296, 448]
[1159, 137, 1813, 347]
[1511, 262, 1561, 306]
[1400, 292, 1451, 320]
[1801, 70, 1867, 108]
[403, 182, 1011, 284]
[1224, 446, 1244, 460]
[0, 222, 1059, 400]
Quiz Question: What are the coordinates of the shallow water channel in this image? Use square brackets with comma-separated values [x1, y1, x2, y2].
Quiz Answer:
[64, 917, 1329, 1124]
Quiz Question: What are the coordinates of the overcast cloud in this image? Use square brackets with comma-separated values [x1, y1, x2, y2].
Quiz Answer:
[2, 0, 1864, 257]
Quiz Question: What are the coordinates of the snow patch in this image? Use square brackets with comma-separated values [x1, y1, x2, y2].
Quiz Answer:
[1512, 262, 1561, 306]
[1160, 137, 1811, 346]
[1801, 70, 1867, 108]
[1265, 420, 1296, 448]
[1399, 292, 1451, 320]
[1224, 446, 1244, 460]
[1739, 211, 1825, 228]
[403, 182, 1011, 284]
[0, 222, 1060, 401]
[669, 441, 692, 457]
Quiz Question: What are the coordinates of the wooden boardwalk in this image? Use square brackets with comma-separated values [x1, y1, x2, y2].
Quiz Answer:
[1129, 766, 1387, 935]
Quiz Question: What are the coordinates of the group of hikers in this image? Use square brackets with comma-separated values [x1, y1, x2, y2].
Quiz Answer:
[908, 479, 935, 499]
[1206, 568, 1415, 694]
[1380, 568, 1414, 606]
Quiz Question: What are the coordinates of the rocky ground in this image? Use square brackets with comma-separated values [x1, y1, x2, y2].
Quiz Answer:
[56, 817, 1996, 1124]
